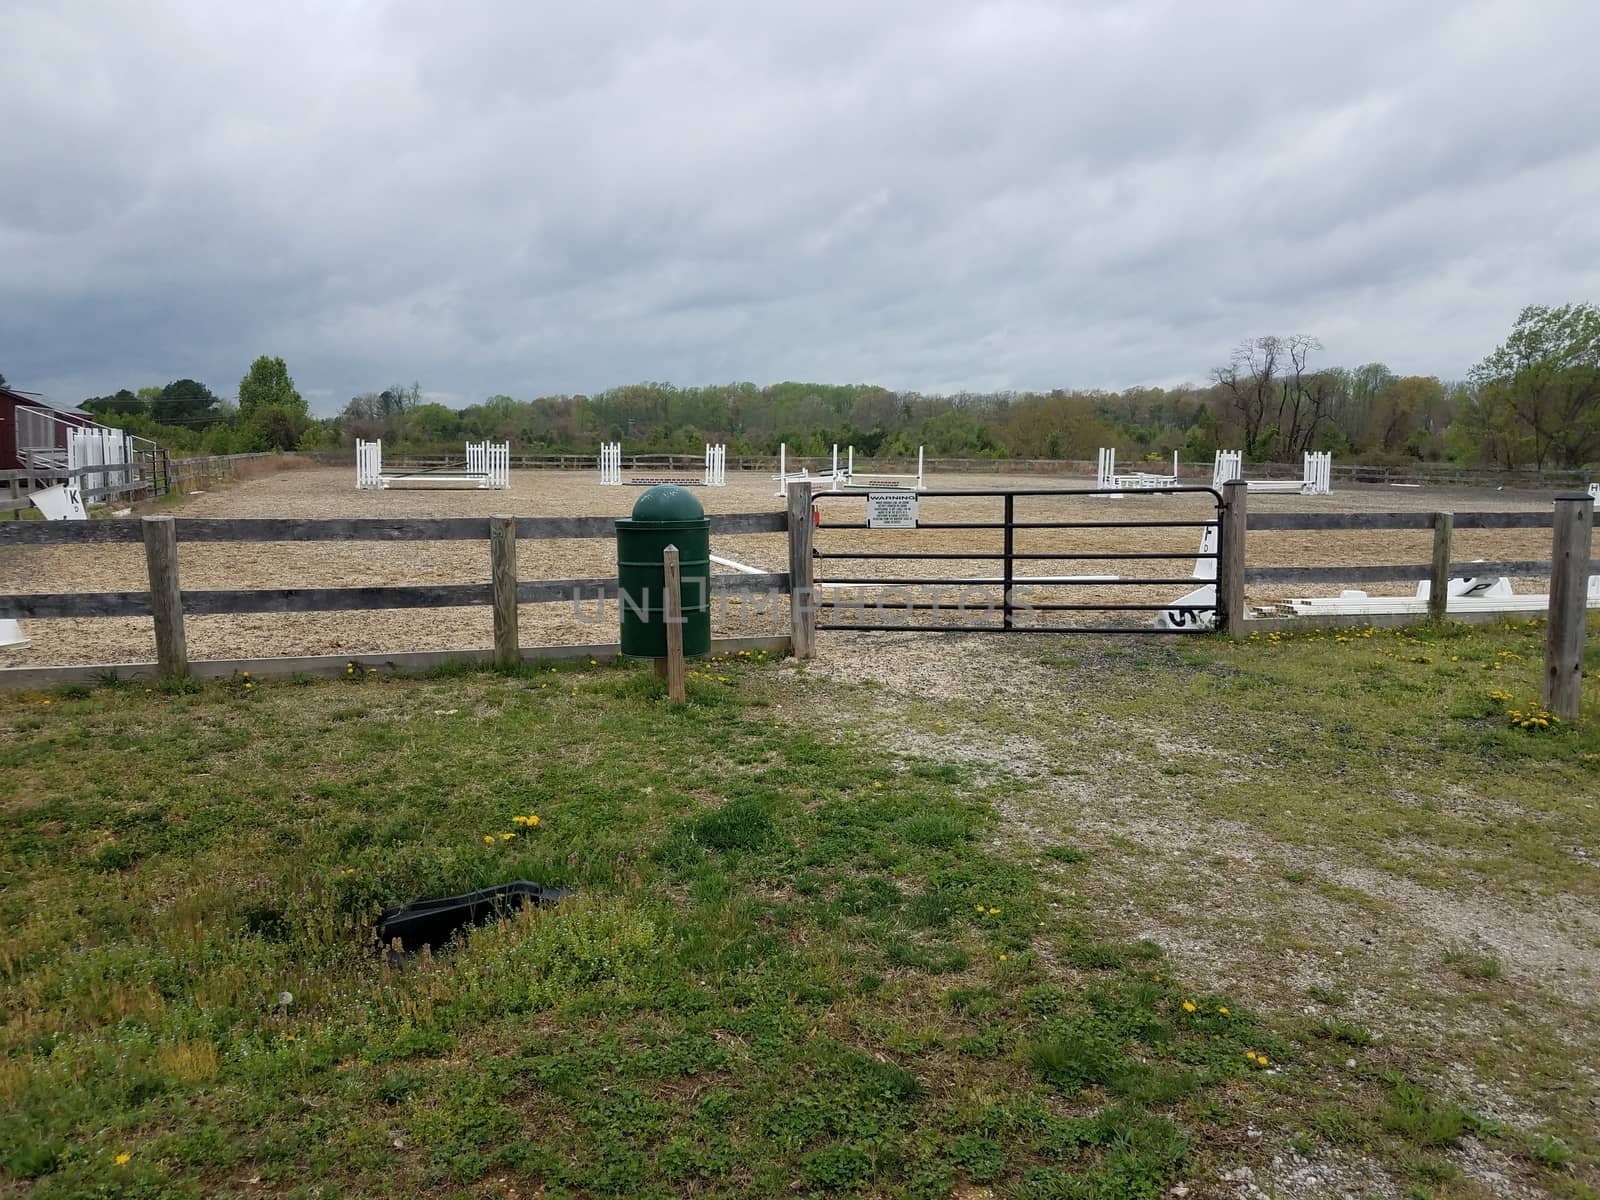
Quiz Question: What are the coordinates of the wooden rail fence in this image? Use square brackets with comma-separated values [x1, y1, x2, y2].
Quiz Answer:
[0, 513, 790, 687]
[1, 489, 1591, 717]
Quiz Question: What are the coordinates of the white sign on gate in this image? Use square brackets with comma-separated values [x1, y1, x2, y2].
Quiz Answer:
[866, 491, 918, 529]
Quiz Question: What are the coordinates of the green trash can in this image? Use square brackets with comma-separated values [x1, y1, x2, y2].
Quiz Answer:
[616, 485, 712, 659]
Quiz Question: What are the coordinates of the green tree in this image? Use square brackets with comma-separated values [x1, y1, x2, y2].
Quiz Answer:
[153, 378, 220, 424]
[0, 368, 7, 388]
[1468, 303, 1600, 469]
[239, 355, 309, 450]
[239, 356, 305, 419]
[83, 388, 147, 417]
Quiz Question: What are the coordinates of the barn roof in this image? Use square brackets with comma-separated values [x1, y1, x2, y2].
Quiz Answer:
[0, 387, 93, 419]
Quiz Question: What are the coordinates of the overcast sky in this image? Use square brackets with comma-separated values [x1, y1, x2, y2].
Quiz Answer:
[3, 1, 1598, 415]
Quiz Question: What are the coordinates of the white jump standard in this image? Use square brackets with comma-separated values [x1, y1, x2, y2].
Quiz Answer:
[356, 439, 509, 489]
[1213, 450, 1332, 496]
[704, 443, 726, 487]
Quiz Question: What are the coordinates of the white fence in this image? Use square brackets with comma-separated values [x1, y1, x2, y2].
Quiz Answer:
[67, 428, 134, 501]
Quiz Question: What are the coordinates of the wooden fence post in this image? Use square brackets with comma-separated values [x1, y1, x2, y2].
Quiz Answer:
[1544, 493, 1594, 721]
[1217, 479, 1248, 638]
[1428, 512, 1453, 622]
[142, 515, 188, 678]
[662, 545, 687, 702]
[786, 480, 816, 659]
[489, 515, 518, 668]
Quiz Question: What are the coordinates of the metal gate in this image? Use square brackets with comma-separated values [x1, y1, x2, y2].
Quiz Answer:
[811, 486, 1226, 635]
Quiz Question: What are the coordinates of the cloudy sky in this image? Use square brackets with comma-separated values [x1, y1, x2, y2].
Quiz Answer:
[3, 1, 1598, 414]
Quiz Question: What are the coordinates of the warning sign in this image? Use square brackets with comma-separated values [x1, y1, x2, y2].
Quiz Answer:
[866, 491, 918, 529]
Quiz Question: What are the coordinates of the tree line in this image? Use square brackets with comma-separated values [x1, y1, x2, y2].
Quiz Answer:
[13, 303, 1597, 470]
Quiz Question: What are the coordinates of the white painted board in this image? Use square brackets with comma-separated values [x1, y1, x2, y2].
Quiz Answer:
[866, 492, 918, 529]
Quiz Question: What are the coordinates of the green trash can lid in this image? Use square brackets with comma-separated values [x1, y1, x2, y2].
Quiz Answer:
[629, 484, 706, 522]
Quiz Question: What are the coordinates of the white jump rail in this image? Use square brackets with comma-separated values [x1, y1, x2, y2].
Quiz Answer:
[842, 446, 925, 492]
[356, 439, 509, 489]
[1213, 450, 1332, 496]
[598, 442, 623, 485]
[1261, 573, 1600, 619]
[1096, 449, 1179, 494]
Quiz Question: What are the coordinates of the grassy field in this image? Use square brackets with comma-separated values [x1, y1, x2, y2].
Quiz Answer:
[2, 621, 1597, 1199]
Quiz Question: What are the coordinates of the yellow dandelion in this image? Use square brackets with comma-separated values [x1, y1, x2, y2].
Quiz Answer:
[1182, 1000, 1197, 1013]
[999, 953, 1008, 961]
[244, 683, 253, 690]
[526, 814, 539, 826]
[1246, 1050, 1258, 1061]
[975, 905, 985, 912]
[1258, 1054, 1271, 1066]
[483, 835, 495, 845]
[988, 907, 1000, 915]
[241, 671, 250, 679]
[872, 781, 883, 789]
[1153, 973, 1161, 982]
[1218, 1006, 1229, 1014]
[115, 1152, 131, 1166]
[500, 832, 516, 841]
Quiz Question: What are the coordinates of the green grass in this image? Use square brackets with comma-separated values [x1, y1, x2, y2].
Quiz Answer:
[2, 623, 1597, 1198]
[0, 658, 1265, 1197]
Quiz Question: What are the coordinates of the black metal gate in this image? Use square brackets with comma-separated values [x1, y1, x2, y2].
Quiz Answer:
[811, 486, 1225, 635]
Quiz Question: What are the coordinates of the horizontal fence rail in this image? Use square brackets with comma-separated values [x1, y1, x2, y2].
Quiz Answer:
[1248, 511, 1556, 531]
[0, 573, 790, 621]
[0, 512, 787, 545]
[1245, 562, 1554, 585]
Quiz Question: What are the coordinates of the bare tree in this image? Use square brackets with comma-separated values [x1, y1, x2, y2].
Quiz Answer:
[1277, 334, 1331, 457]
[1210, 336, 1281, 457]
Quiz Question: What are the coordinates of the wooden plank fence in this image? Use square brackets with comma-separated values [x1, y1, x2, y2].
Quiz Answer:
[0, 512, 791, 687]
[1, 492, 1591, 717]
[1, 462, 157, 515]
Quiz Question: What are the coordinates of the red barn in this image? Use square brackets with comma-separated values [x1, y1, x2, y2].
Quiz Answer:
[0, 388, 99, 472]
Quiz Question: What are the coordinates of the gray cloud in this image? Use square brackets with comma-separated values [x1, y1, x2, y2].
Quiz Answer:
[3, 0, 1598, 413]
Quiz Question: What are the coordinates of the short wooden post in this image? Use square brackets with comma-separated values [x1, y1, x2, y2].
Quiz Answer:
[489, 515, 519, 668]
[661, 545, 687, 702]
[7, 475, 18, 519]
[1217, 479, 1248, 638]
[1544, 494, 1594, 721]
[1428, 512, 1453, 622]
[786, 480, 816, 658]
[142, 515, 188, 678]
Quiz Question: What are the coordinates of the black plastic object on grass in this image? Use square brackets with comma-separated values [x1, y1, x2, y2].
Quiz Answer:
[376, 881, 568, 953]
